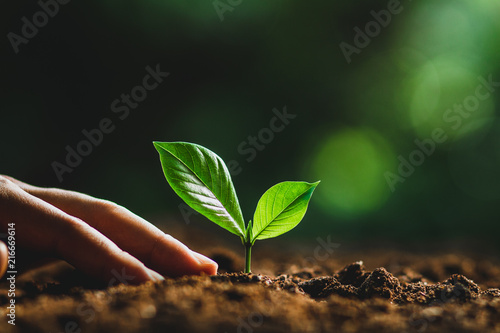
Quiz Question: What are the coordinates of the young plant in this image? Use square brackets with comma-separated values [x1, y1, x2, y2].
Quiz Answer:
[153, 141, 319, 273]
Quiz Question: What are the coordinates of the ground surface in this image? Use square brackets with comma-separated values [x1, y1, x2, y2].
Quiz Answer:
[1, 225, 499, 333]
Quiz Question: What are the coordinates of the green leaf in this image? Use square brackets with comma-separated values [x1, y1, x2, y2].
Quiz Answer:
[251, 181, 319, 243]
[154, 141, 245, 237]
[245, 220, 253, 244]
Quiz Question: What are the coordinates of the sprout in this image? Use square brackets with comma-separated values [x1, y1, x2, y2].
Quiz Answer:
[154, 141, 319, 273]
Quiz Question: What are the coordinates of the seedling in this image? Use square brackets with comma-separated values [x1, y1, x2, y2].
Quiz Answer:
[153, 141, 319, 273]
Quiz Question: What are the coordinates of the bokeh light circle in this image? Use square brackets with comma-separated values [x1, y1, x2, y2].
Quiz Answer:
[310, 128, 395, 219]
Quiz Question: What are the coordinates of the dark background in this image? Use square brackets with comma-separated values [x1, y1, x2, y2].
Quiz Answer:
[2, 0, 500, 249]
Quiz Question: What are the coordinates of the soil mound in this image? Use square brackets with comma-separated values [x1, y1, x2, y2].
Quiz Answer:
[1, 248, 499, 333]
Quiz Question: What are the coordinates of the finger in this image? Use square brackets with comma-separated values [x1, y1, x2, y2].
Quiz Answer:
[0, 241, 7, 279]
[0, 178, 160, 284]
[3, 176, 218, 277]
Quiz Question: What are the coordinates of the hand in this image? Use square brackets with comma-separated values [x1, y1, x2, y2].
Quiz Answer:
[0, 175, 217, 284]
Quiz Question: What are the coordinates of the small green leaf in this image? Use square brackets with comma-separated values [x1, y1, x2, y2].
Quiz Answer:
[251, 181, 319, 243]
[245, 220, 253, 244]
[154, 141, 245, 237]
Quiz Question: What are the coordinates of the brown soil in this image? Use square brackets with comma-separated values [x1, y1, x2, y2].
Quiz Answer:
[1, 230, 500, 333]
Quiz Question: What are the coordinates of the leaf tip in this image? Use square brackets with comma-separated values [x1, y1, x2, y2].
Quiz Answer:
[153, 141, 168, 154]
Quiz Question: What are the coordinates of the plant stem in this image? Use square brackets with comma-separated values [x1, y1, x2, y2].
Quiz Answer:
[245, 243, 252, 273]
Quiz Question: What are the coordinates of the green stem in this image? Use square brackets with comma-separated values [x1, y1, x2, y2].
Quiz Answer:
[245, 243, 252, 273]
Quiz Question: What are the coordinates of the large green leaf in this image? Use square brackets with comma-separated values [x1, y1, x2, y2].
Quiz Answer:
[251, 181, 319, 243]
[154, 141, 245, 237]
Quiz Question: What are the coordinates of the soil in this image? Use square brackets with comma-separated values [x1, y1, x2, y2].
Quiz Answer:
[1, 227, 499, 333]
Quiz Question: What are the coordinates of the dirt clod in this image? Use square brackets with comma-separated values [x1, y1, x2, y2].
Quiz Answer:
[298, 276, 340, 299]
[358, 267, 402, 300]
[335, 260, 367, 287]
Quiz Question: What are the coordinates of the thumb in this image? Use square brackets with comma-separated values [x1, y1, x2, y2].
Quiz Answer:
[0, 241, 7, 279]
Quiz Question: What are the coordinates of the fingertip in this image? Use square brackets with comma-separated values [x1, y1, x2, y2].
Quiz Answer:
[0, 241, 7, 279]
[147, 233, 219, 277]
[147, 268, 165, 282]
[191, 251, 218, 276]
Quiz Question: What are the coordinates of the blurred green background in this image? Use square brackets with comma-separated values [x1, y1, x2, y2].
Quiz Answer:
[2, 0, 500, 247]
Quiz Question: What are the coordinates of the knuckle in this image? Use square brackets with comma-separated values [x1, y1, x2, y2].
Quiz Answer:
[98, 199, 117, 209]
[0, 175, 13, 186]
[0, 177, 8, 187]
[96, 199, 122, 214]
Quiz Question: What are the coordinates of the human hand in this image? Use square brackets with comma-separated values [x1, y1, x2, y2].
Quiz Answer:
[0, 175, 217, 284]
